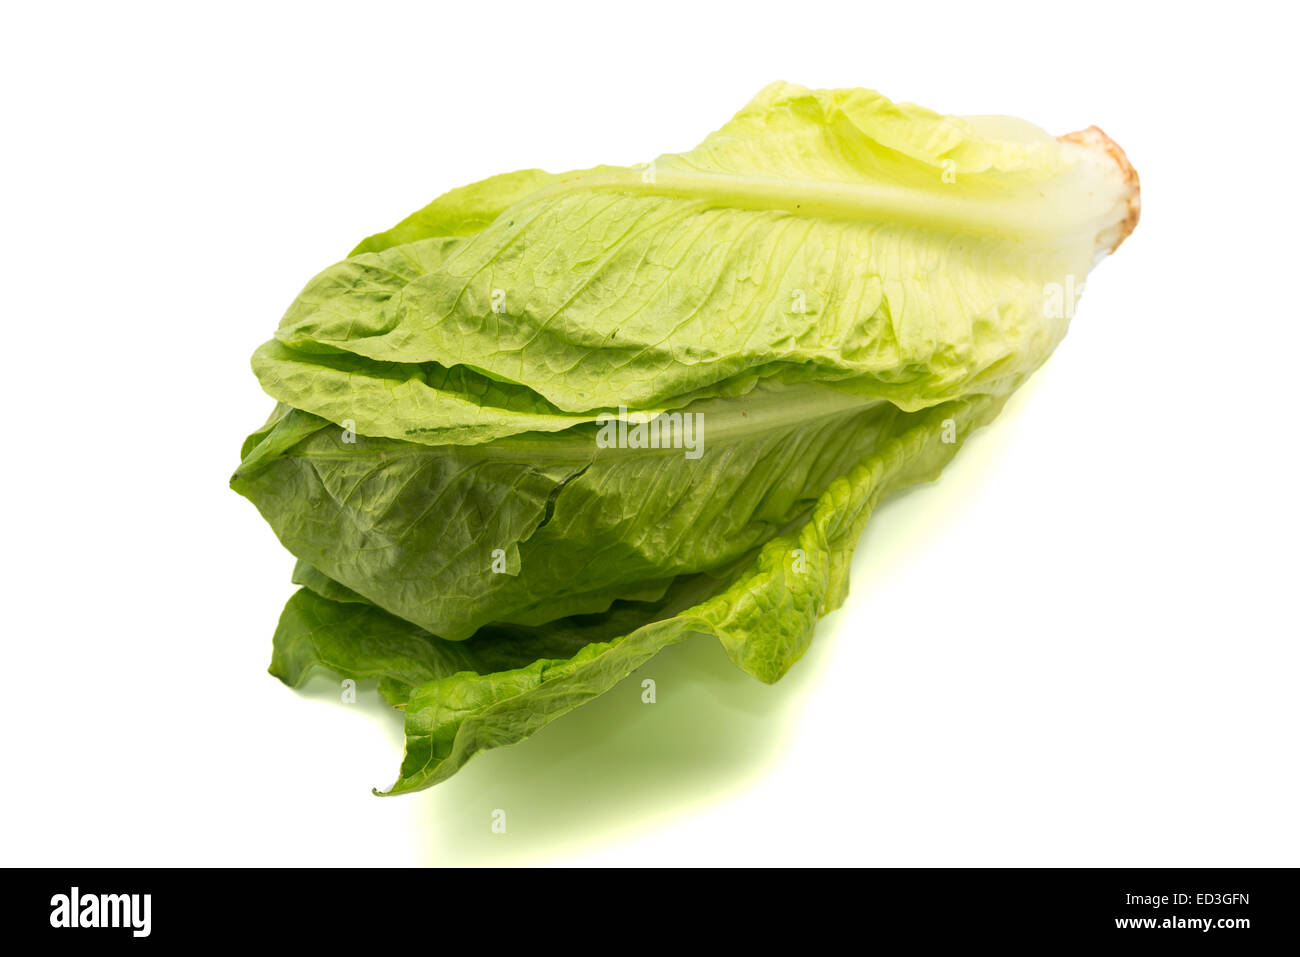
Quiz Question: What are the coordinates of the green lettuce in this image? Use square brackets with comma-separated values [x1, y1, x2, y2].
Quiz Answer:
[233, 82, 1139, 793]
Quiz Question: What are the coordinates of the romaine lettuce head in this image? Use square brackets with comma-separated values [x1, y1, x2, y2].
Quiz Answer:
[232, 82, 1139, 793]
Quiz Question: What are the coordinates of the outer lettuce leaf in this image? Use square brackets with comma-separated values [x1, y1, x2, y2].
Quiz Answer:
[251, 338, 773, 447]
[267, 82, 1128, 426]
[232, 383, 911, 641]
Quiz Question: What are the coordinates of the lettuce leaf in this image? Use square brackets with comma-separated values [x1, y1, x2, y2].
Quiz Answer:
[263, 83, 1134, 428]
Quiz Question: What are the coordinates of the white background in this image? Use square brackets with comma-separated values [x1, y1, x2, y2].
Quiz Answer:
[3, 1, 1296, 866]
